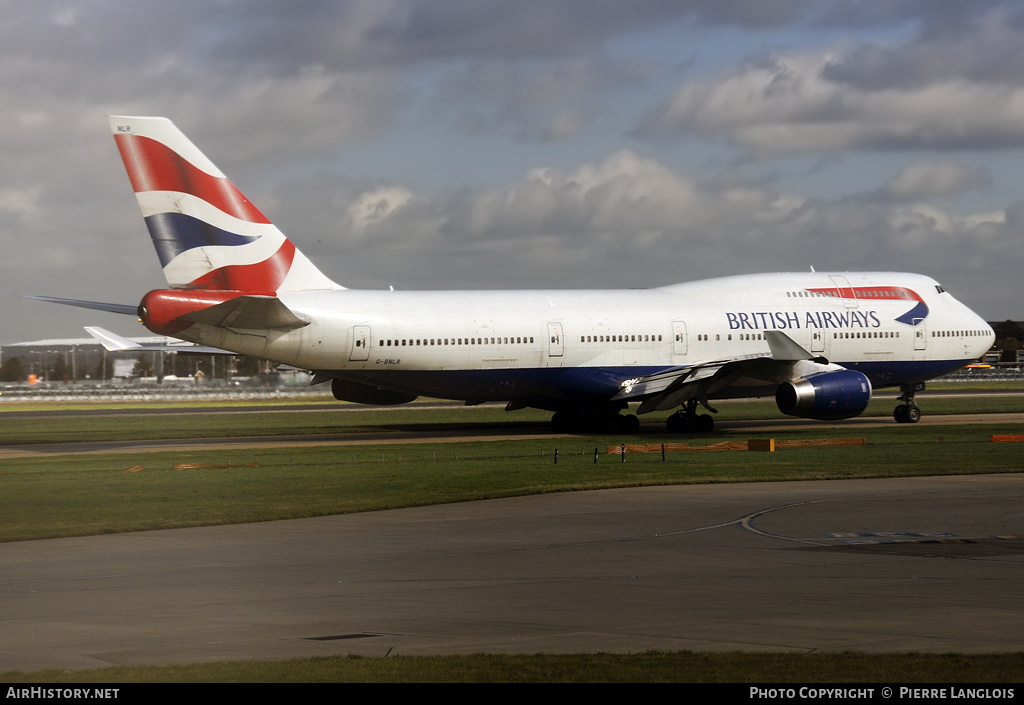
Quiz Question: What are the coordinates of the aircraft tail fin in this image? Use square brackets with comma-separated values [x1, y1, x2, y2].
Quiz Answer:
[108, 116, 343, 294]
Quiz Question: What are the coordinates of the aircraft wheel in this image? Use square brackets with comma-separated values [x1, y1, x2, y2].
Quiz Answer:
[894, 405, 908, 423]
[552, 411, 587, 432]
[696, 414, 714, 433]
[621, 414, 640, 434]
[602, 415, 623, 434]
[905, 406, 921, 424]
[668, 412, 703, 433]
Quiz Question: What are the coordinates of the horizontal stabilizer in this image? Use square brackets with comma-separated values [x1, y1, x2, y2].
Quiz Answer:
[84, 326, 143, 350]
[181, 295, 309, 331]
[23, 295, 137, 316]
[84, 326, 232, 354]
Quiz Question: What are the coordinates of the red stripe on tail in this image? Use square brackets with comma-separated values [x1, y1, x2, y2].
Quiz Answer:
[114, 134, 271, 224]
[185, 240, 296, 293]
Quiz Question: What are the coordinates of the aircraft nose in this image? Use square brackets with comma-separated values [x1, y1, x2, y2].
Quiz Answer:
[976, 313, 996, 357]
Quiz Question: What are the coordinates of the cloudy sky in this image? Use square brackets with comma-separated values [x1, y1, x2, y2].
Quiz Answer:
[3, 0, 1023, 343]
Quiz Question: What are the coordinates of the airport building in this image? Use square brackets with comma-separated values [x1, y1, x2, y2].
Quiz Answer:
[1, 335, 211, 384]
[0, 336, 317, 399]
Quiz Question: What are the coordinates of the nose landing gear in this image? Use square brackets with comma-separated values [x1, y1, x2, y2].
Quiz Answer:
[894, 382, 924, 424]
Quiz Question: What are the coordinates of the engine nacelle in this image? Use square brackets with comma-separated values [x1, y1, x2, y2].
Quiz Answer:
[775, 369, 872, 420]
[332, 377, 417, 406]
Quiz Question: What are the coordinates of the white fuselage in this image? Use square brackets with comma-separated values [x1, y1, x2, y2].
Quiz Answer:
[169, 271, 994, 409]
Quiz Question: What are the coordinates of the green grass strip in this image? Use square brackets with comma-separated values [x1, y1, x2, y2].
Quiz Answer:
[0, 393, 1020, 445]
[2, 421, 1022, 543]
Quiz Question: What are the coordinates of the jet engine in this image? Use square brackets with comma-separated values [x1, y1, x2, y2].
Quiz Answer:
[332, 377, 417, 405]
[775, 369, 872, 420]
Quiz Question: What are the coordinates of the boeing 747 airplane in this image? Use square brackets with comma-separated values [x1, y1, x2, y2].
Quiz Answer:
[34, 116, 995, 433]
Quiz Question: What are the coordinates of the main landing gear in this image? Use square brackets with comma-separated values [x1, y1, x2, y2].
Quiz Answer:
[666, 400, 715, 433]
[893, 383, 923, 424]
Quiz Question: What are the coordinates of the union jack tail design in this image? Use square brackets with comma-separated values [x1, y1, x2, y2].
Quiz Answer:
[109, 116, 342, 294]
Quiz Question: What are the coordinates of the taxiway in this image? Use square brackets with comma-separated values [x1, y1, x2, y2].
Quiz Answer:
[2, 473, 1022, 672]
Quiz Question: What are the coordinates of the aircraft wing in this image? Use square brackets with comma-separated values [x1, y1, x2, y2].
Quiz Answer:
[613, 330, 831, 414]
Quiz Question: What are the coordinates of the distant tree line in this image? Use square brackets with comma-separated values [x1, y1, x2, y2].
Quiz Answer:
[992, 320, 1024, 362]
[0, 356, 25, 382]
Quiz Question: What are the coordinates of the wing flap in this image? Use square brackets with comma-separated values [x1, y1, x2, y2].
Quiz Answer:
[615, 331, 833, 414]
[764, 330, 822, 362]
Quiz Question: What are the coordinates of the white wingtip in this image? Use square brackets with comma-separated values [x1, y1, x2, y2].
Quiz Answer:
[84, 326, 143, 351]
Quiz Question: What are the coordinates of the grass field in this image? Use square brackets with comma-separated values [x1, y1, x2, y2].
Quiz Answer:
[1, 408, 1023, 543]
[2, 391, 1022, 682]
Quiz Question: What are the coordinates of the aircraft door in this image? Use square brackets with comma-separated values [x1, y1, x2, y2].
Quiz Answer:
[811, 328, 825, 354]
[349, 325, 371, 361]
[672, 320, 687, 356]
[829, 275, 858, 309]
[913, 318, 927, 351]
[547, 322, 564, 357]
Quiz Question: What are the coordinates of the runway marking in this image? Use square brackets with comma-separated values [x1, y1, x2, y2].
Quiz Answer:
[737, 500, 841, 546]
[653, 518, 746, 537]
[731, 501, 1024, 566]
[829, 531, 961, 545]
[313, 502, 842, 565]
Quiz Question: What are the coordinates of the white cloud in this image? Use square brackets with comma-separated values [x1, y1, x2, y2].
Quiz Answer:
[878, 162, 991, 202]
[638, 48, 1024, 153]
[325, 149, 1022, 314]
[543, 110, 587, 141]
[335, 150, 821, 284]
[344, 185, 415, 238]
[0, 187, 42, 224]
[433, 55, 649, 142]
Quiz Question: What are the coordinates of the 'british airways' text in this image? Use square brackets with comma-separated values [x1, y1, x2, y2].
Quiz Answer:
[726, 310, 882, 331]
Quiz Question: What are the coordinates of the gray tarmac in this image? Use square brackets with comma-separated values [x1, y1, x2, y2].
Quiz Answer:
[2, 473, 1023, 673]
